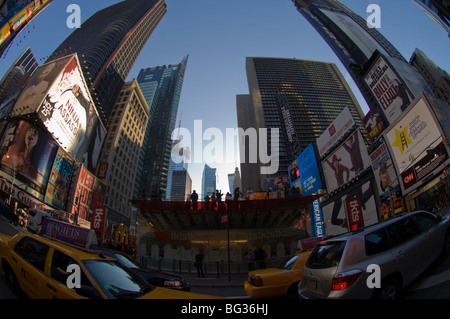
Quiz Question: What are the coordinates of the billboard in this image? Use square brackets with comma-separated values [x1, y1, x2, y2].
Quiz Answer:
[369, 142, 400, 201]
[45, 148, 74, 210]
[364, 55, 415, 125]
[322, 130, 370, 193]
[363, 108, 386, 142]
[288, 143, 323, 196]
[11, 54, 106, 173]
[70, 164, 95, 228]
[0, 119, 58, 198]
[321, 180, 378, 237]
[91, 178, 107, 243]
[316, 107, 355, 157]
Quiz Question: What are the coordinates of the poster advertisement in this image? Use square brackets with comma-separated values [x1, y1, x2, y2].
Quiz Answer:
[364, 55, 414, 124]
[322, 180, 378, 237]
[363, 108, 386, 142]
[0, 119, 58, 197]
[369, 142, 400, 201]
[385, 97, 444, 174]
[322, 130, 370, 193]
[45, 148, 74, 210]
[70, 165, 95, 228]
[91, 178, 107, 243]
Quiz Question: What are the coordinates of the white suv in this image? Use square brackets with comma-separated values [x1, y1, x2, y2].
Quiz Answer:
[298, 210, 450, 299]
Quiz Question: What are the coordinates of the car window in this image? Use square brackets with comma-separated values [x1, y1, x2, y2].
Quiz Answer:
[306, 241, 346, 269]
[283, 255, 300, 270]
[51, 249, 91, 289]
[365, 228, 392, 256]
[14, 236, 49, 272]
[388, 217, 419, 245]
[411, 213, 437, 233]
[113, 253, 139, 269]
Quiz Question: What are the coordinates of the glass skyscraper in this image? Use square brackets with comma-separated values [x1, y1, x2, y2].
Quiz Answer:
[135, 56, 189, 199]
[47, 0, 167, 126]
[202, 164, 217, 198]
[237, 57, 366, 191]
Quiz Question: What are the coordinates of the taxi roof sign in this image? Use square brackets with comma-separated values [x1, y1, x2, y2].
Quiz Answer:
[40, 218, 98, 251]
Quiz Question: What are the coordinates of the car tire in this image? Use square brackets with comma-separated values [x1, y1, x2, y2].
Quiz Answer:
[372, 277, 400, 299]
[287, 282, 300, 299]
[2, 261, 20, 295]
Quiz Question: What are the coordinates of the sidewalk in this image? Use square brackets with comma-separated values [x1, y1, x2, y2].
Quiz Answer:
[183, 272, 248, 288]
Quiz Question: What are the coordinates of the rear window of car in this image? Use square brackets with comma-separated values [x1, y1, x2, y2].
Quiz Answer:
[306, 241, 346, 269]
[365, 228, 392, 256]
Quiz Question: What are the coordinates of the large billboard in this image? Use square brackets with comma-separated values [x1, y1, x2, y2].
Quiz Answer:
[0, 119, 58, 198]
[364, 54, 415, 125]
[11, 54, 106, 173]
[322, 130, 370, 193]
[363, 108, 386, 142]
[69, 164, 95, 228]
[385, 96, 449, 194]
[369, 142, 400, 202]
[288, 143, 323, 196]
[321, 180, 378, 237]
[316, 107, 355, 158]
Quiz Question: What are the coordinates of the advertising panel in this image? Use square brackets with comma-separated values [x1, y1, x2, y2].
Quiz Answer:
[70, 165, 95, 228]
[45, 148, 74, 210]
[385, 97, 444, 174]
[37, 54, 106, 172]
[288, 143, 323, 196]
[322, 180, 378, 237]
[91, 178, 107, 243]
[363, 108, 386, 142]
[0, 1, 34, 47]
[322, 130, 370, 193]
[345, 197, 364, 231]
[369, 142, 400, 201]
[0, 119, 58, 198]
[364, 55, 414, 125]
[316, 107, 355, 158]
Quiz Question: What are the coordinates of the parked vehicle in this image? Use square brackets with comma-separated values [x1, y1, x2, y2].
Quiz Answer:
[298, 211, 450, 299]
[26, 209, 53, 233]
[100, 249, 190, 291]
[0, 199, 18, 226]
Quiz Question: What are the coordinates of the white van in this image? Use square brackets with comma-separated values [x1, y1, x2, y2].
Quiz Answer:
[26, 209, 53, 233]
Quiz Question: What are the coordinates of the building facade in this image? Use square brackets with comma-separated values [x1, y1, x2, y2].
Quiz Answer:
[47, 0, 167, 126]
[135, 56, 188, 199]
[202, 164, 217, 198]
[237, 57, 366, 191]
[97, 79, 149, 242]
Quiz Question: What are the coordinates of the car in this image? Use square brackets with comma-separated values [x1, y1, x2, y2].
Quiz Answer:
[0, 219, 221, 299]
[26, 209, 53, 233]
[298, 210, 450, 299]
[0, 199, 18, 226]
[100, 248, 190, 291]
[244, 250, 312, 299]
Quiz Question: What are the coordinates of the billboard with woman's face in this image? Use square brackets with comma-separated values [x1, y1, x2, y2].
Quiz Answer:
[0, 119, 58, 198]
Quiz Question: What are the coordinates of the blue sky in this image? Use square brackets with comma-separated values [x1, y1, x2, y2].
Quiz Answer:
[1, 0, 449, 195]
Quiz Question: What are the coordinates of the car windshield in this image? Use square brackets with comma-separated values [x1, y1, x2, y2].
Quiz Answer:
[113, 253, 140, 269]
[306, 241, 346, 269]
[83, 259, 154, 299]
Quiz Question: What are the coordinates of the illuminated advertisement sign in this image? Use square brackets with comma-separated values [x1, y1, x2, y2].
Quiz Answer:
[0, 1, 33, 47]
[363, 108, 386, 142]
[288, 143, 323, 195]
[70, 165, 95, 228]
[322, 130, 370, 193]
[0, 119, 58, 197]
[345, 197, 364, 231]
[369, 142, 400, 201]
[45, 148, 74, 210]
[91, 178, 107, 243]
[364, 55, 414, 125]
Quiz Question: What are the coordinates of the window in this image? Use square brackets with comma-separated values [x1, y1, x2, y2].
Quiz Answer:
[388, 217, 419, 245]
[306, 241, 346, 269]
[411, 213, 437, 233]
[365, 228, 391, 256]
[14, 237, 49, 272]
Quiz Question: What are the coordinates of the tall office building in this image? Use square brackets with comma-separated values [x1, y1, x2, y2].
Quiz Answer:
[202, 164, 217, 198]
[292, 0, 430, 125]
[47, 0, 167, 126]
[135, 56, 188, 199]
[237, 57, 366, 191]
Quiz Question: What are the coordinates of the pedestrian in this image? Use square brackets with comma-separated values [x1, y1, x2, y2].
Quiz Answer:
[191, 190, 198, 210]
[234, 187, 243, 201]
[194, 250, 205, 278]
[245, 248, 255, 271]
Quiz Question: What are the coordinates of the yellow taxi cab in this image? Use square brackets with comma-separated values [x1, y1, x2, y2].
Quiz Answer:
[0, 219, 221, 299]
[244, 238, 322, 299]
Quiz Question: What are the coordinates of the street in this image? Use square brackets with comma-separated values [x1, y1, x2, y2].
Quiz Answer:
[0, 215, 449, 299]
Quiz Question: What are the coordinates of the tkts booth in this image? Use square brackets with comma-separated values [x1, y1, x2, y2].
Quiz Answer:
[0, 53, 106, 242]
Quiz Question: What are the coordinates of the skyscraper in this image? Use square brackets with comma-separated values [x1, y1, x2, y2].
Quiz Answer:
[292, 0, 430, 126]
[136, 56, 188, 199]
[202, 164, 217, 198]
[237, 57, 366, 191]
[47, 0, 167, 126]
